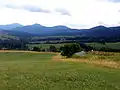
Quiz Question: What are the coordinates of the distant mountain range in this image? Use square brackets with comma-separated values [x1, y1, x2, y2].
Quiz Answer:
[0, 23, 120, 38]
[0, 23, 23, 30]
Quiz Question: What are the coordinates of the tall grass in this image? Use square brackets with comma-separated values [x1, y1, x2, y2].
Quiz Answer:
[0, 52, 120, 90]
[73, 51, 120, 61]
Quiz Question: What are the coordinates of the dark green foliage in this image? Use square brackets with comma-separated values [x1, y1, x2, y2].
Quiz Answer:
[32, 47, 41, 51]
[49, 45, 57, 52]
[98, 39, 106, 45]
[61, 43, 82, 57]
[79, 43, 93, 51]
[0, 40, 28, 50]
[86, 42, 120, 52]
[41, 48, 45, 52]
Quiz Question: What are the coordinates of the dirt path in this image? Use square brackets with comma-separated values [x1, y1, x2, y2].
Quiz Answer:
[52, 54, 120, 68]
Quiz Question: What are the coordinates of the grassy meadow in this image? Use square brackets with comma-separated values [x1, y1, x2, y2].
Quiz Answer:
[86, 42, 120, 50]
[27, 44, 64, 49]
[73, 51, 120, 62]
[0, 52, 120, 90]
[27, 42, 120, 50]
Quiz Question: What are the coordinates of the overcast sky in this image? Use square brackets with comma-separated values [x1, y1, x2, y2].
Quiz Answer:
[0, 0, 120, 29]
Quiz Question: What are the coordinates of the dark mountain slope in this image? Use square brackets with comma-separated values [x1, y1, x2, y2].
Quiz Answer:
[1, 24, 120, 38]
[84, 26, 120, 37]
[11, 24, 82, 36]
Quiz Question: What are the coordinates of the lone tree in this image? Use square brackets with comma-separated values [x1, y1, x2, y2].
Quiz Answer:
[60, 43, 82, 57]
[32, 47, 41, 52]
[49, 45, 57, 52]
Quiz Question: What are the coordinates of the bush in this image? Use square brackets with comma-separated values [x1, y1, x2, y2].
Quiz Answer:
[49, 45, 57, 52]
[32, 47, 41, 52]
[60, 43, 82, 57]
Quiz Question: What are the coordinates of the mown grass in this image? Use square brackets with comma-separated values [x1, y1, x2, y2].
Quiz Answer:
[0, 52, 120, 90]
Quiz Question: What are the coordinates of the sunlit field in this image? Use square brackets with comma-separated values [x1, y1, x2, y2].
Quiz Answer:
[0, 52, 120, 90]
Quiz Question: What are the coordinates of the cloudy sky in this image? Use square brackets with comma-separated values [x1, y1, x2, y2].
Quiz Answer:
[0, 0, 120, 29]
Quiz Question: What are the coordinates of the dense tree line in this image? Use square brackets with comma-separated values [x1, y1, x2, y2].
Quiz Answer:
[29, 36, 120, 44]
[0, 38, 120, 54]
[0, 40, 28, 50]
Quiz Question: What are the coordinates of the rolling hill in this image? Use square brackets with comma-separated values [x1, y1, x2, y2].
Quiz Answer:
[83, 26, 120, 37]
[0, 23, 23, 30]
[0, 24, 120, 39]
[11, 24, 80, 36]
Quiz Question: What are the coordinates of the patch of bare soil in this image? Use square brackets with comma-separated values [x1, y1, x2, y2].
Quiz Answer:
[52, 54, 120, 69]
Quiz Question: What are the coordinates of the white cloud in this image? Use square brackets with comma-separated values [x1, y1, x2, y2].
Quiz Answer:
[0, 0, 120, 29]
[107, 0, 120, 3]
[5, 4, 51, 13]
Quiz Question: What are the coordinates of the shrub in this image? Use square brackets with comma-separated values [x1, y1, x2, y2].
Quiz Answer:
[61, 43, 82, 57]
[49, 45, 57, 52]
[32, 47, 41, 51]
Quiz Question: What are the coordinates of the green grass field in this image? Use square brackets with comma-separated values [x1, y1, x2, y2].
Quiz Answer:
[86, 42, 120, 50]
[27, 44, 64, 49]
[0, 52, 120, 90]
[28, 42, 120, 50]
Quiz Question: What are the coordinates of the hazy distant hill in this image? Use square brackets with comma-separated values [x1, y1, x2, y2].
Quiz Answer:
[88, 26, 120, 37]
[0, 23, 23, 30]
[10, 24, 120, 37]
[10, 24, 85, 36]
[11, 24, 71, 35]
[0, 24, 120, 39]
[0, 28, 36, 40]
[82, 26, 120, 37]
